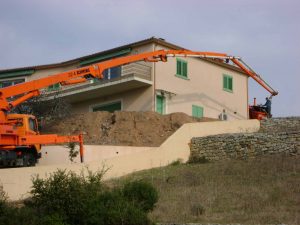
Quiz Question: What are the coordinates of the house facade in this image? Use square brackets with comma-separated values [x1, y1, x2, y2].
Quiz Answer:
[0, 37, 249, 120]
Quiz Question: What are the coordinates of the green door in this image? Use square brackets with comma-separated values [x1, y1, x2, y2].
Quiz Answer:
[192, 105, 204, 118]
[92, 101, 122, 112]
[156, 95, 165, 114]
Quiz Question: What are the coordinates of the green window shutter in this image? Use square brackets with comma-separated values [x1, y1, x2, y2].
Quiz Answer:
[182, 61, 187, 77]
[92, 101, 122, 112]
[177, 60, 181, 75]
[47, 83, 61, 91]
[228, 77, 233, 90]
[223, 75, 227, 89]
[192, 105, 197, 117]
[223, 74, 233, 92]
[176, 58, 188, 78]
[156, 95, 165, 114]
[192, 105, 204, 118]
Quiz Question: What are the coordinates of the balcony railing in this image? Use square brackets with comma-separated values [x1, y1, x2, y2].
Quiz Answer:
[121, 62, 151, 80]
[45, 62, 152, 93]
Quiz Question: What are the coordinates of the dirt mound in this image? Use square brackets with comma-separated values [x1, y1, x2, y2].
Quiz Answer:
[43, 111, 216, 146]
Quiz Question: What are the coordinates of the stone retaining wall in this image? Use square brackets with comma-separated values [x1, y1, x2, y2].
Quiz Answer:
[190, 118, 300, 162]
[260, 117, 300, 133]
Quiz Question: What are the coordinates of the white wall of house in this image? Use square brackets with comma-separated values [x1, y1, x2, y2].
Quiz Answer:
[71, 86, 154, 113]
[154, 44, 249, 120]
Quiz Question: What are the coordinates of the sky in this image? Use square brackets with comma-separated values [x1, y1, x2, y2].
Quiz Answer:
[0, 0, 299, 117]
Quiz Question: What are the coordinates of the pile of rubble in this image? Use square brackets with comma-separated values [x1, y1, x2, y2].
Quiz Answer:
[44, 111, 216, 146]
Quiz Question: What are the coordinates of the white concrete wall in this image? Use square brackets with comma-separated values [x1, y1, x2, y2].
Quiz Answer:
[0, 120, 259, 201]
[39, 145, 156, 165]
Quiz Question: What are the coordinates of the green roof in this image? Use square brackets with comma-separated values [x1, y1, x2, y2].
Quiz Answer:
[0, 69, 35, 79]
[80, 48, 131, 66]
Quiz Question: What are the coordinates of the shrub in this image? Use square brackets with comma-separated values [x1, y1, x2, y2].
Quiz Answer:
[0, 206, 18, 225]
[188, 155, 209, 164]
[86, 189, 152, 225]
[67, 142, 79, 162]
[122, 180, 158, 212]
[169, 158, 183, 166]
[0, 186, 31, 225]
[190, 203, 205, 216]
[0, 185, 7, 214]
[37, 213, 66, 225]
[28, 169, 105, 225]
[0, 184, 10, 223]
[0, 170, 158, 225]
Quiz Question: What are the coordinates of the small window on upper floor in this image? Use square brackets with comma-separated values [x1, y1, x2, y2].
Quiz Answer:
[223, 74, 233, 92]
[176, 58, 188, 79]
[103, 66, 122, 80]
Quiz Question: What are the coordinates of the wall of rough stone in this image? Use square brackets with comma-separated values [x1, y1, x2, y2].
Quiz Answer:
[190, 118, 300, 161]
[260, 117, 300, 133]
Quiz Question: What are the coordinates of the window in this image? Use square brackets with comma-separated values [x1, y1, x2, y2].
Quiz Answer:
[192, 105, 204, 118]
[0, 78, 25, 88]
[156, 95, 166, 114]
[176, 58, 188, 79]
[92, 101, 122, 112]
[103, 66, 122, 80]
[47, 83, 61, 91]
[223, 74, 233, 92]
[29, 118, 38, 132]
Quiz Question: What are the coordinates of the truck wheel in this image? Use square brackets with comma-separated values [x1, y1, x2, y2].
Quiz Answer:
[23, 152, 36, 167]
[28, 153, 36, 167]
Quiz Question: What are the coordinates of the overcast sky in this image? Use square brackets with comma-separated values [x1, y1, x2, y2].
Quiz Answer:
[0, 0, 299, 116]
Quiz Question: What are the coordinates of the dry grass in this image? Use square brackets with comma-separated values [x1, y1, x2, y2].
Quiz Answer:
[112, 155, 300, 224]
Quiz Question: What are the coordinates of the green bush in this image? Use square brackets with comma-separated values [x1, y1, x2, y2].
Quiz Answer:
[169, 158, 183, 166]
[0, 206, 18, 225]
[67, 142, 79, 162]
[190, 202, 205, 216]
[0, 184, 10, 222]
[86, 189, 152, 225]
[188, 155, 209, 164]
[9, 207, 42, 225]
[0, 170, 158, 225]
[122, 180, 158, 212]
[37, 213, 66, 225]
[28, 169, 105, 225]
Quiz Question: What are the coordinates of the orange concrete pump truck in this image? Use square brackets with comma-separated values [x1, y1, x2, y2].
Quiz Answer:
[0, 49, 278, 167]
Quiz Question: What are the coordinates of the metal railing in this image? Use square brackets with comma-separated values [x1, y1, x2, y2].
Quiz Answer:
[47, 62, 152, 93]
[121, 62, 151, 80]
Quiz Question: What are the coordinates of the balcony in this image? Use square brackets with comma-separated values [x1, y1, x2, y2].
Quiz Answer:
[45, 62, 152, 103]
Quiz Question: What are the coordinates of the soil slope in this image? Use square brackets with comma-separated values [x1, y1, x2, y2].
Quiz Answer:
[43, 111, 216, 146]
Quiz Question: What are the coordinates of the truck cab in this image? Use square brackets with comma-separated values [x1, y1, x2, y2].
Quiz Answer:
[0, 114, 41, 167]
